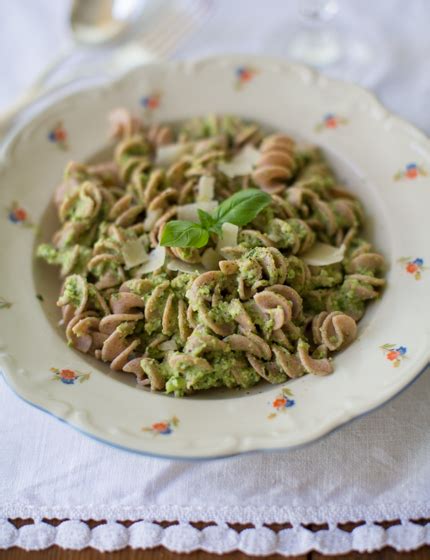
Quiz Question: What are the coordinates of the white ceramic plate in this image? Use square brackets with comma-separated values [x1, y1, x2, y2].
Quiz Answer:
[1, 55, 430, 459]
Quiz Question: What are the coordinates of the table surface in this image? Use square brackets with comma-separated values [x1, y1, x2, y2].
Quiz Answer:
[2, 546, 430, 559]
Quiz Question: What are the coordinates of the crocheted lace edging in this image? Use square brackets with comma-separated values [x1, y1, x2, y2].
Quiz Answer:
[1, 518, 430, 554]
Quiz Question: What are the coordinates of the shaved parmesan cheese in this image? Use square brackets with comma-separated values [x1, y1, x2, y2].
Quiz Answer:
[143, 208, 162, 231]
[177, 201, 218, 222]
[155, 143, 190, 166]
[201, 247, 220, 270]
[122, 239, 149, 270]
[167, 259, 205, 274]
[295, 141, 314, 152]
[217, 222, 239, 250]
[159, 339, 178, 351]
[302, 242, 346, 266]
[218, 145, 261, 178]
[135, 245, 166, 275]
[196, 175, 215, 202]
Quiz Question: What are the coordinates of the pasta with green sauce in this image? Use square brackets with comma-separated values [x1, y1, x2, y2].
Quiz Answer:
[37, 109, 385, 396]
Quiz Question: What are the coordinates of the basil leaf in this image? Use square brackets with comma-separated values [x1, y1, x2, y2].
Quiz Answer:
[160, 220, 209, 248]
[209, 222, 223, 236]
[213, 189, 271, 227]
[159, 189, 271, 249]
[197, 209, 216, 230]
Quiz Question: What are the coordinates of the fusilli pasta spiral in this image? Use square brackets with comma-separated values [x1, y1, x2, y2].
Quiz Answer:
[37, 111, 386, 396]
[252, 134, 297, 194]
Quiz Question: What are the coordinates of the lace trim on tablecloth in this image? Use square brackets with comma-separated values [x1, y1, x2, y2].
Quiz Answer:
[1, 518, 430, 554]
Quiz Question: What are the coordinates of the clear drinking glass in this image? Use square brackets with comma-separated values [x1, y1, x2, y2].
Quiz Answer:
[275, 0, 386, 86]
[287, 0, 341, 67]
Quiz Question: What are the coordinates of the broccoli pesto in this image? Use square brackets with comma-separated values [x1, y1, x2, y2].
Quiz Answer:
[37, 111, 385, 396]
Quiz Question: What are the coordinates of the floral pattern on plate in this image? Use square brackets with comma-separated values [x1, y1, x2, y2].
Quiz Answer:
[394, 163, 427, 180]
[48, 122, 68, 150]
[380, 344, 407, 367]
[140, 91, 162, 111]
[268, 387, 295, 419]
[7, 201, 33, 227]
[315, 113, 348, 132]
[142, 416, 179, 435]
[50, 367, 91, 385]
[398, 257, 426, 280]
[235, 66, 258, 89]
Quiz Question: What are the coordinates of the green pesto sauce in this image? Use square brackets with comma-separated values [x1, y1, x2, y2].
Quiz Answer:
[309, 264, 343, 289]
[197, 284, 212, 300]
[61, 228, 82, 248]
[243, 301, 275, 336]
[77, 226, 99, 249]
[86, 284, 106, 310]
[312, 346, 327, 359]
[71, 195, 94, 221]
[171, 273, 196, 299]
[329, 279, 366, 317]
[37, 243, 60, 265]
[37, 243, 90, 275]
[68, 247, 91, 275]
[290, 219, 310, 241]
[284, 256, 308, 292]
[126, 274, 170, 297]
[208, 352, 250, 388]
[228, 299, 242, 320]
[36, 243, 91, 274]
[238, 258, 261, 285]
[303, 289, 331, 314]
[144, 342, 165, 360]
[145, 317, 162, 335]
[332, 207, 354, 229]
[165, 374, 187, 396]
[286, 267, 296, 282]
[207, 301, 232, 324]
[58, 275, 84, 308]
[89, 258, 121, 278]
[264, 368, 287, 384]
[267, 220, 296, 249]
[238, 232, 265, 248]
[163, 351, 260, 397]
[116, 322, 136, 336]
[122, 143, 150, 159]
[263, 314, 275, 335]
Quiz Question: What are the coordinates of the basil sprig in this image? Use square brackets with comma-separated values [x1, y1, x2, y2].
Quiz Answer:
[160, 189, 271, 249]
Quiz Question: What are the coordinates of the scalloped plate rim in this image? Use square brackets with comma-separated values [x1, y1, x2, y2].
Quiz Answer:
[1, 359, 430, 460]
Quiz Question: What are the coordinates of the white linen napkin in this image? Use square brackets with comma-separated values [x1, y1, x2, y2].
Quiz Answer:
[1, 0, 430, 555]
[1, 370, 430, 554]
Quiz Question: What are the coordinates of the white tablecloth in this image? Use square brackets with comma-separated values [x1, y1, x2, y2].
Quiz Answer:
[2, 0, 430, 555]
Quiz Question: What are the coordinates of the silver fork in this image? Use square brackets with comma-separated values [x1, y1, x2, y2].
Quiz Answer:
[138, 0, 213, 60]
[0, 0, 213, 137]
[67, 0, 214, 81]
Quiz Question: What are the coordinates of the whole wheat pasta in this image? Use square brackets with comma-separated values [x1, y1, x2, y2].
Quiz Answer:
[37, 111, 385, 396]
